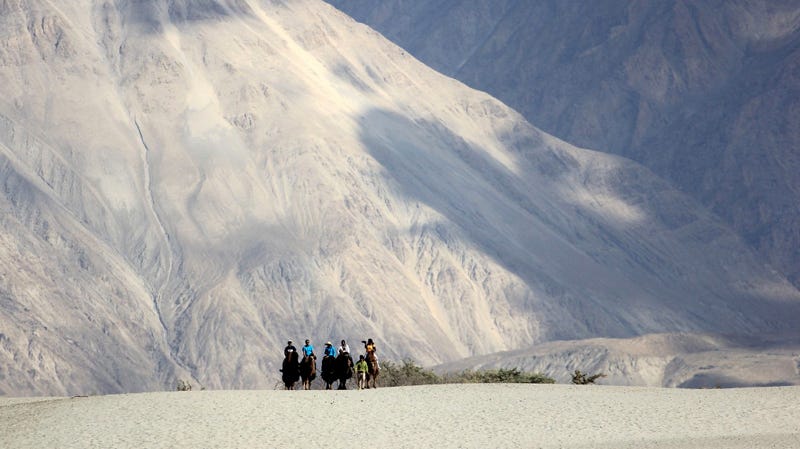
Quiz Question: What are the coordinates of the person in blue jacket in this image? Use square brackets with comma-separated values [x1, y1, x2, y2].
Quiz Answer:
[302, 339, 315, 358]
[323, 341, 337, 358]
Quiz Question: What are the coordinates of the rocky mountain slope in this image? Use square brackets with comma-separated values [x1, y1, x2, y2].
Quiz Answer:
[328, 0, 800, 288]
[435, 333, 800, 387]
[1, 0, 798, 395]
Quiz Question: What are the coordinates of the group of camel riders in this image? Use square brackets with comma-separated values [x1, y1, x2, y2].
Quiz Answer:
[282, 338, 379, 390]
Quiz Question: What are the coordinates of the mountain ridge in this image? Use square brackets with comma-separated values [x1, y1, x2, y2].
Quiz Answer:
[327, 0, 800, 288]
[1, 0, 798, 395]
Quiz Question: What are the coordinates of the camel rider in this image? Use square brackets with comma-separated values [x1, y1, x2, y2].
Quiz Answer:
[363, 338, 376, 354]
[284, 340, 297, 359]
[339, 339, 351, 355]
[302, 339, 315, 358]
[323, 341, 337, 358]
[363, 338, 379, 368]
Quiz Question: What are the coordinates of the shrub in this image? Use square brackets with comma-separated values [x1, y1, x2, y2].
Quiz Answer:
[176, 379, 192, 391]
[448, 367, 555, 384]
[571, 369, 606, 385]
[378, 360, 555, 387]
[380, 360, 442, 387]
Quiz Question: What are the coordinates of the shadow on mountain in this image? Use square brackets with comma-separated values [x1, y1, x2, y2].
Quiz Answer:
[357, 107, 638, 339]
[329, 0, 800, 293]
[117, 0, 255, 33]
[679, 373, 792, 389]
[358, 109, 542, 272]
[357, 107, 800, 339]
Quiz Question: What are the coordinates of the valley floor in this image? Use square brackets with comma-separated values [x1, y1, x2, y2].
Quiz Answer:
[1, 384, 798, 448]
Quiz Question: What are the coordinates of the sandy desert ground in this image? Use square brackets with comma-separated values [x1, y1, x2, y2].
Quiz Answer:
[1, 384, 799, 449]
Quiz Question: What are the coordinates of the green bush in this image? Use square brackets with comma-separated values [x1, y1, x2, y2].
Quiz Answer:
[380, 360, 442, 387]
[447, 367, 555, 384]
[570, 369, 606, 385]
[378, 360, 555, 387]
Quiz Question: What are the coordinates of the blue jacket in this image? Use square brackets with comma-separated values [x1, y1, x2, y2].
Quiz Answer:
[324, 345, 337, 358]
[302, 344, 314, 357]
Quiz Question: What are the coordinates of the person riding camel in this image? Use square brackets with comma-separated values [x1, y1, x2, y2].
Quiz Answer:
[284, 340, 297, 359]
[362, 338, 379, 369]
[323, 341, 337, 358]
[302, 339, 315, 358]
[339, 339, 350, 355]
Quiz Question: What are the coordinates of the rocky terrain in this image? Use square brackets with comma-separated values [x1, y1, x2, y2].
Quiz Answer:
[435, 332, 800, 387]
[328, 0, 800, 288]
[1, 0, 798, 395]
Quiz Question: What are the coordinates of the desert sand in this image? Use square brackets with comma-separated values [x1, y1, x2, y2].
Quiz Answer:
[1, 384, 798, 448]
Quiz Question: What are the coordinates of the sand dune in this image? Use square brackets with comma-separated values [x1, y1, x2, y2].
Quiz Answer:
[2, 384, 798, 448]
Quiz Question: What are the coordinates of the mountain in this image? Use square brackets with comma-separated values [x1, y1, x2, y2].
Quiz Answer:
[1, 0, 798, 395]
[326, 0, 800, 289]
[434, 333, 800, 387]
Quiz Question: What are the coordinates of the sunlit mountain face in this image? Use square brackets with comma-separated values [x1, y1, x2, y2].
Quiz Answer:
[1, 0, 798, 395]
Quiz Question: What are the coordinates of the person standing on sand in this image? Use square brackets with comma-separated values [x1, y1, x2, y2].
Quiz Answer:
[355, 355, 369, 390]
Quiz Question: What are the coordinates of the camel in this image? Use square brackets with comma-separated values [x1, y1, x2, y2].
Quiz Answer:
[366, 350, 379, 389]
[321, 355, 337, 390]
[281, 350, 300, 390]
[300, 354, 316, 390]
[335, 352, 354, 390]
